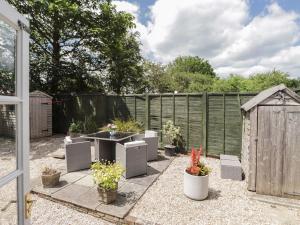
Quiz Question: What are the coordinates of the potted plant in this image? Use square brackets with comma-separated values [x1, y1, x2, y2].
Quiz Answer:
[184, 146, 211, 200]
[68, 121, 82, 137]
[41, 167, 61, 188]
[162, 120, 184, 156]
[91, 161, 124, 204]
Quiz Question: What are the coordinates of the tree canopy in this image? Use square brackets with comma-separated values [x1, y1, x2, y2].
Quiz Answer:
[7, 0, 143, 94]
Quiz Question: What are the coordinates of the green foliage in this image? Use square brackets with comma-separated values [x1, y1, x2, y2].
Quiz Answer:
[102, 119, 143, 133]
[213, 71, 300, 92]
[167, 56, 216, 77]
[68, 121, 83, 133]
[162, 120, 185, 147]
[91, 161, 124, 190]
[7, 0, 143, 94]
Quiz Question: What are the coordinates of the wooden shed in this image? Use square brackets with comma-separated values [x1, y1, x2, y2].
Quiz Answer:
[241, 84, 300, 198]
[30, 91, 53, 138]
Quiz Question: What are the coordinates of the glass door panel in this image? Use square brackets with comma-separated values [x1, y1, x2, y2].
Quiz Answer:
[0, 20, 16, 96]
[0, 179, 17, 225]
[0, 104, 17, 178]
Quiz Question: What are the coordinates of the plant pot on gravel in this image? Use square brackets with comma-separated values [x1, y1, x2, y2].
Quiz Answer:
[164, 144, 176, 156]
[41, 167, 61, 188]
[91, 161, 124, 204]
[184, 146, 211, 200]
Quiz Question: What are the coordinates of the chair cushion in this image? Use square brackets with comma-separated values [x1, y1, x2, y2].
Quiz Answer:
[145, 130, 158, 138]
[124, 140, 146, 148]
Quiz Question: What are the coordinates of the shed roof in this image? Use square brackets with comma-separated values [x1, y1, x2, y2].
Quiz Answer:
[241, 84, 300, 112]
[30, 90, 53, 99]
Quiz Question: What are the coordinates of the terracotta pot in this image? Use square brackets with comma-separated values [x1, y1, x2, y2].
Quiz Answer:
[97, 185, 118, 204]
[41, 172, 61, 188]
[184, 170, 208, 200]
[164, 144, 176, 156]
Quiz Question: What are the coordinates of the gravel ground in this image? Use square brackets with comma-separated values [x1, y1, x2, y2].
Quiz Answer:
[31, 196, 112, 225]
[129, 156, 300, 225]
[1, 135, 110, 225]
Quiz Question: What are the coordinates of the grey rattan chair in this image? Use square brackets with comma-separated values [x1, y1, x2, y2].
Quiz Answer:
[134, 131, 158, 161]
[65, 137, 91, 173]
[115, 140, 147, 179]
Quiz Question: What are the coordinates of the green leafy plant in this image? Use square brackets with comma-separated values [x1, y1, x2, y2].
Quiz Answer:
[162, 120, 185, 148]
[91, 161, 124, 191]
[186, 146, 211, 176]
[68, 121, 83, 133]
[101, 119, 143, 133]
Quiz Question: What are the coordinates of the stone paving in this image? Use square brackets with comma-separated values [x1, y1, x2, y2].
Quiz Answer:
[31, 152, 173, 221]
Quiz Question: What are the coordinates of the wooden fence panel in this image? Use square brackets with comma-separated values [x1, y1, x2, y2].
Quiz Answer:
[207, 94, 225, 156]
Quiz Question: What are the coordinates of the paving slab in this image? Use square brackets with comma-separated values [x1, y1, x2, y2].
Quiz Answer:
[52, 183, 91, 203]
[76, 175, 96, 188]
[73, 187, 101, 210]
[96, 194, 135, 218]
[32, 154, 173, 220]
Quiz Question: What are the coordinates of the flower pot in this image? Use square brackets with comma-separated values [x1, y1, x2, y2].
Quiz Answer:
[41, 172, 61, 188]
[69, 132, 80, 138]
[164, 144, 176, 156]
[97, 186, 117, 204]
[184, 170, 208, 200]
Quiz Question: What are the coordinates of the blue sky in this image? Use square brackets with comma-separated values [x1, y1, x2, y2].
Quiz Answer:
[127, 0, 300, 25]
[113, 0, 300, 77]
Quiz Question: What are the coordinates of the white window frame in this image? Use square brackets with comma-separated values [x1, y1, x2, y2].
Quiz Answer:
[0, 1, 30, 224]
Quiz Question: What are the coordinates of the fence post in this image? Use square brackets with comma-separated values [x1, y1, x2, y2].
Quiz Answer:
[223, 94, 226, 154]
[134, 95, 137, 121]
[160, 95, 163, 143]
[186, 94, 189, 151]
[172, 94, 175, 124]
[145, 94, 150, 130]
[202, 92, 208, 156]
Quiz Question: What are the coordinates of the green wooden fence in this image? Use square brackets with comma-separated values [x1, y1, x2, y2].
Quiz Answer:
[53, 92, 261, 157]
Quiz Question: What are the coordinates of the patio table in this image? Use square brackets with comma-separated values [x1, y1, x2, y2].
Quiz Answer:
[82, 131, 137, 162]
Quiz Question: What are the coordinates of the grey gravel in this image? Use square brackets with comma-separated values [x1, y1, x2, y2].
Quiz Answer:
[129, 156, 300, 225]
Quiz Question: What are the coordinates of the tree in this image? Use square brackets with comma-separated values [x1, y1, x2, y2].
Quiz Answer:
[167, 56, 216, 77]
[0, 20, 16, 95]
[142, 60, 167, 93]
[7, 0, 143, 94]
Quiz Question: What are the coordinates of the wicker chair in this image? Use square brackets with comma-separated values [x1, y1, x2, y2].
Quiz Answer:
[115, 140, 147, 179]
[64, 137, 92, 173]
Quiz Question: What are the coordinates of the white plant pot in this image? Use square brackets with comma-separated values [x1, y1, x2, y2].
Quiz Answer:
[184, 170, 209, 200]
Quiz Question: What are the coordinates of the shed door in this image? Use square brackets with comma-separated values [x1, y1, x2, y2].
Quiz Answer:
[41, 102, 48, 133]
[283, 106, 300, 196]
[256, 106, 285, 196]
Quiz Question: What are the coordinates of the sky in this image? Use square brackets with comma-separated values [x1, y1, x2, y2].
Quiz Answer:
[112, 0, 300, 77]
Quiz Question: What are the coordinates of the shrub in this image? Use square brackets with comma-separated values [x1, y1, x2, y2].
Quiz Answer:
[91, 161, 124, 190]
[68, 121, 83, 133]
[42, 167, 58, 176]
[162, 120, 185, 148]
[186, 146, 211, 176]
[101, 118, 143, 133]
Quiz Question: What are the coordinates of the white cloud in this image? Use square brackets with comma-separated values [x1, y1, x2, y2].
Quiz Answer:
[113, 0, 300, 77]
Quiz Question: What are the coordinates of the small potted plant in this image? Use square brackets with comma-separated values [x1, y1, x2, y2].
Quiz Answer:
[41, 167, 61, 188]
[106, 123, 117, 137]
[184, 146, 211, 200]
[162, 120, 184, 156]
[68, 121, 82, 137]
[91, 161, 124, 204]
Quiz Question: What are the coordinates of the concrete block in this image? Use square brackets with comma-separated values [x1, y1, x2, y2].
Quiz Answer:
[221, 159, 242, 181]
[220, 154, 239, 161]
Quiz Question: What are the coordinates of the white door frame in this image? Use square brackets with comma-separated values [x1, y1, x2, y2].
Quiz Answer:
[0, 1, 30, 224]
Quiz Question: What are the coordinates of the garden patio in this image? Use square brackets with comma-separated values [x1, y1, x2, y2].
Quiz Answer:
[1, 135, 300, 225]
